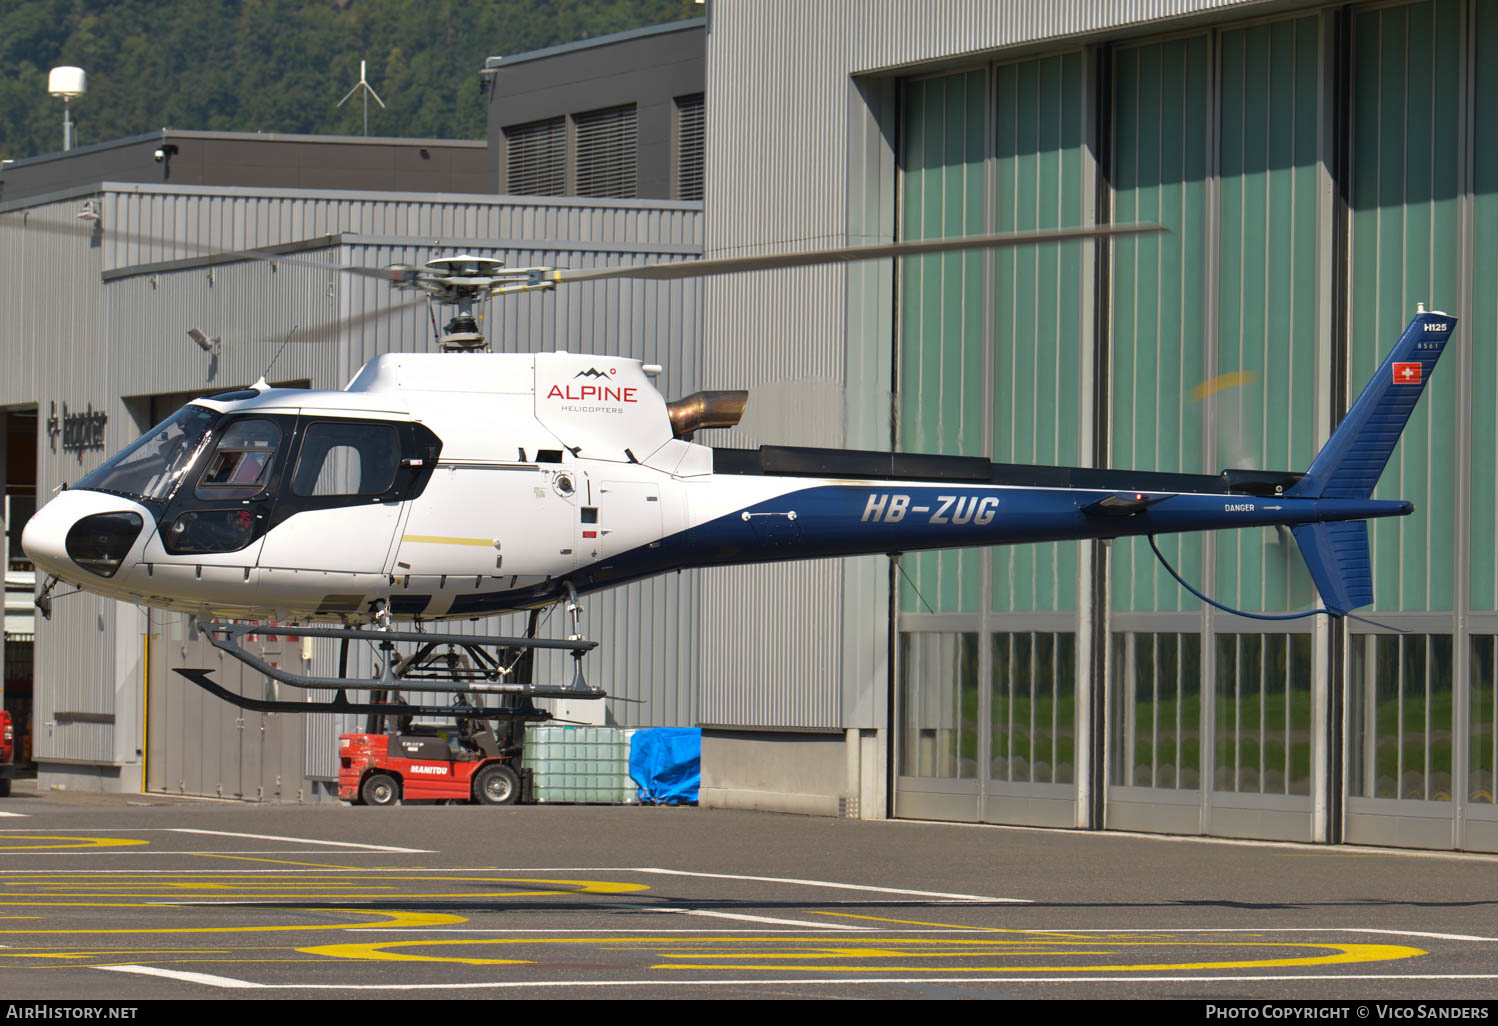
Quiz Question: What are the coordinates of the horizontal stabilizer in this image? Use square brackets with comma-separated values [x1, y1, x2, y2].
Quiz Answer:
[1291, 521, 1373, 615]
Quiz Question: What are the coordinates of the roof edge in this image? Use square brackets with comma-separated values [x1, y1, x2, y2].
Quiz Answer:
[484, 17, 705, 71]
[2, 130, 485, 172]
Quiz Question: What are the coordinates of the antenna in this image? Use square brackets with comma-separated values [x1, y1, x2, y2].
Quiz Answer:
[336, 60, 385, 137]
[261, 325, 299, 383]
[47, 67, 87, 151]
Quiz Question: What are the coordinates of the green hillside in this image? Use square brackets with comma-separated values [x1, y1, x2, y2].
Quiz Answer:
[0, 0, 702, 160]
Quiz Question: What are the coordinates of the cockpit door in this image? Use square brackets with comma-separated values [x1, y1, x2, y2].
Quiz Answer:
[152, 415, 284, 568]
[257, 419, 406, 574]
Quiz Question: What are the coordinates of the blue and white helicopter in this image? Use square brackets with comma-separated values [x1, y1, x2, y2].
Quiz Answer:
[19, 225, 1457, 720]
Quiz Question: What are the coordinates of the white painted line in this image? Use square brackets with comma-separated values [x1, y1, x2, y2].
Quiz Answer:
[167, 829, 431, 853]
[97, 965, 266, 989]
[630, 867, 1026, 903]
[640, 907, 872, 931]
[89, 972, 1498, 991]
[0, 812, 27, 818]
[1045, 927, 1498, 943]
[891, 817, 1498, 865]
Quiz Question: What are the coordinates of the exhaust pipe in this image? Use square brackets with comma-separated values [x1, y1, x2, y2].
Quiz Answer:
[667, 391, 748, 438]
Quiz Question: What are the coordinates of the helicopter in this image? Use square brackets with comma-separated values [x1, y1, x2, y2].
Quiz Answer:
[16, 223, 1459, 720]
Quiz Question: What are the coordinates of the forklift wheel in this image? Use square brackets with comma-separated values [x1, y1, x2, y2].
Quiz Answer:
[473, 763, 520, 806]
[360, 772, 401, 807]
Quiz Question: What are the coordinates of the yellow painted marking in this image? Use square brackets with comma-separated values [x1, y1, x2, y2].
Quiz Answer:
[1191, 369, 1258, 403]
[0, 907, 464, 935]
[401, 534, 495, 547]
[189, 854, 356, 869]
[0, 891, 559, 902]
[299, 939, 532, 966]
[0, 836, 148, 850]
[658, 949, 1115, 959]
[301, 935, 852, 965]
[646, 938, 1426, 973]
[0, 875, 648, 903]
[299, 935, 1425, 974]
[811, 911, 1096, 938]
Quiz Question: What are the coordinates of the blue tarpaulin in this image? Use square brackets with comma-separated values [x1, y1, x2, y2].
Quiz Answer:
[629, 727, 701, 804]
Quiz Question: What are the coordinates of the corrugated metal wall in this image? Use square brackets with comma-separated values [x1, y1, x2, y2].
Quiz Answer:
[0, 193, 132, 772]
[2, 182, 702, 791]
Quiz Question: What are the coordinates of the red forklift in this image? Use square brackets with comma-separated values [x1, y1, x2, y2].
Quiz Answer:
[0, 709, 14, 797]
[338, 625, 548, 807]
[338, 716, 528, 806]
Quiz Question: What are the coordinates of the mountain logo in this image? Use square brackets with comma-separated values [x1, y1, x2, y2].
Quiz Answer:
[573, 368, 614, 379]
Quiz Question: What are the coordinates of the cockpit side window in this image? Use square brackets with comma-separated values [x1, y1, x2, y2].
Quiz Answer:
[194, 418, 281, 501]
[291, 422, 399, 497]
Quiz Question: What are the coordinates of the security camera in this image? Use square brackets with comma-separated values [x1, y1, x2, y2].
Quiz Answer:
[154, 148, 164, 161]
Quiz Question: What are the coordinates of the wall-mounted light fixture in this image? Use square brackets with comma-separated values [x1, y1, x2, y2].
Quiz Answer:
[187, 328, 220, 355]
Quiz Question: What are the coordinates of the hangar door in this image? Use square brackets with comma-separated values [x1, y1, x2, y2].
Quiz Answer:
[894, 56, 1090, 828]
[893, 23, 1331, 840]
[146, 616, 307, 801]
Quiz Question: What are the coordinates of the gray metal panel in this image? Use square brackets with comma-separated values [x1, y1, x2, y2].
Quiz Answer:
[843, 0, 1303, 73]
[0, 135, 490, 205]
[101, 184, 702, 274]
[105, 256, 341, 399]
[0, 195, 123, 768]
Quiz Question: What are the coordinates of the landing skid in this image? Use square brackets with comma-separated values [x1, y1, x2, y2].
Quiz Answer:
[172, 616, 603, 719]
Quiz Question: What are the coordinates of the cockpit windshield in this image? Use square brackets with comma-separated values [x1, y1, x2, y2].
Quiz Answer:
[75, 405, 217, 503]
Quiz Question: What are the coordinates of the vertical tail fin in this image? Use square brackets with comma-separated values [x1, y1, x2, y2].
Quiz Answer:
[1285, 308, 1457, 614]
[1290, 309, 1458, 500]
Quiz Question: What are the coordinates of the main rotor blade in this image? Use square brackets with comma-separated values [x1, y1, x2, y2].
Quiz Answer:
[551, 223, 1166, 283]
[0, 212, 399, 280]
[259, 295, 428, 345]
[4, 209, 1165, 290]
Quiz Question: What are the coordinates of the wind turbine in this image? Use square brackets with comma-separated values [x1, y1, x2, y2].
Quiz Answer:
[337, 59, 385, 137]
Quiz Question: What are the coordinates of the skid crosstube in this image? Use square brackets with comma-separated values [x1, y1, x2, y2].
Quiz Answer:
[173, 668, 556, 719]
[172, 620, 605, 717]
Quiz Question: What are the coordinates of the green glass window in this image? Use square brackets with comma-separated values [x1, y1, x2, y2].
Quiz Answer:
[1110, 631, 1202, 789]
[1348, 633, 1454, 801]
[991, 631, 1076, 784]
[899, 631, 980, 779]
[1213, 633, 1313, 796]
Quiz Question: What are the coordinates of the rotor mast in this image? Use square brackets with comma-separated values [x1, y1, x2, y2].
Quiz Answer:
[388, 255, 557, 352]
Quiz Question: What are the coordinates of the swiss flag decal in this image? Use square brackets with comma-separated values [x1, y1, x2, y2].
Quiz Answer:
[1393, 362, 1422, 385]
